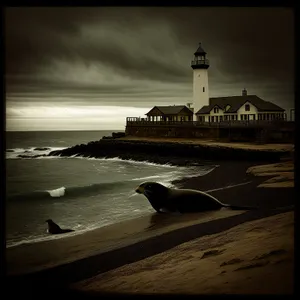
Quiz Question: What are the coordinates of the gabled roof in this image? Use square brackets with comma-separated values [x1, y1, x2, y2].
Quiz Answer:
[197, 105, 211, 114]
[196, 103, 224, 114]
[196, 95, 285, 114]
[146, 105, 193, 116]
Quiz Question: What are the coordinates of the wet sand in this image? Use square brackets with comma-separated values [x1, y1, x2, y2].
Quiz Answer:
[6, 159, 295, 296]
[7, 209, 246, 276]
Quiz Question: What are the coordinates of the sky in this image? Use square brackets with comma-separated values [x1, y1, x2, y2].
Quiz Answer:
[5, 7, 294, 131]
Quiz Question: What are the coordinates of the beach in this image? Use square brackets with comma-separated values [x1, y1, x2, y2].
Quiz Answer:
[6, 153, 294, 296]
[73, 211, 294, 295]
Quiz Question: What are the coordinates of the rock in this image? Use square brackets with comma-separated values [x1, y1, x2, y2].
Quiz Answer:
[46, 139, 287, 165]
[34, 147, 50, 151]
[112, 132, 126, 138]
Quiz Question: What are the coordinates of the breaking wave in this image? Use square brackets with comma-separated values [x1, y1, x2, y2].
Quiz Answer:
[6, 165, 217, 203]
[5, 147, 66, 159]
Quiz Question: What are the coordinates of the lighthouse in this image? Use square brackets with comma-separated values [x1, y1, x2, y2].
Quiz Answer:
[191, 43, 210, 121]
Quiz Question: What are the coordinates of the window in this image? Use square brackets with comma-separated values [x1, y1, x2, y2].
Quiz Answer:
[245, 104, 250, 111]
[214, 107, 219, 114]
[203, 87, 205, 92]
[225, 105, 231, 112]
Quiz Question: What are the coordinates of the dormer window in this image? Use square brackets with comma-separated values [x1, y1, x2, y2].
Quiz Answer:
[225, 105, 231, 112]
[214, 107, 219, 114]
[245, 104, 250, 111]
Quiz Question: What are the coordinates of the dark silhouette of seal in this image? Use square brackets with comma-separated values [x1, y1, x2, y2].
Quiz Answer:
[135, 182, 257, 214]
[46, 219, 74, 234]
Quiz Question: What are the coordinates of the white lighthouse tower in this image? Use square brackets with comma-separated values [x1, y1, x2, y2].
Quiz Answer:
[191, 43, 210, 121]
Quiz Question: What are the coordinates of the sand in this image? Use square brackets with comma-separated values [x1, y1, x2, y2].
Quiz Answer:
[72, 211, 294, 295]
[246, 161, 294, 188]
[119, 136, 294, 152]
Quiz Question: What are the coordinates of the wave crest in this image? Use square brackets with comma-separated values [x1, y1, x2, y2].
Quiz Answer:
[6, 147, 66, 159]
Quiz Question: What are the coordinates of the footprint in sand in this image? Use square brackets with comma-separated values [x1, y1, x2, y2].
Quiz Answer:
[201, 249, 226, 259]
[220, 258, 244, 267]
[234, 261, 269, 271]
[252, 249, 287, 260]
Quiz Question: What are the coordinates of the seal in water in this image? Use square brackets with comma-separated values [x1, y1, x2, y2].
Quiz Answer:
[135, 182, 257, 213]
[46, 219, 74, 234]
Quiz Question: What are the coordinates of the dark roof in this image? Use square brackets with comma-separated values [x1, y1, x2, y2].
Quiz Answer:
[146, 105, 193, 116]
[156, 105, 193, 115]
[197, 105, 211, 114]
[196, 95, 285, 114]
[194, 43, 206, 55]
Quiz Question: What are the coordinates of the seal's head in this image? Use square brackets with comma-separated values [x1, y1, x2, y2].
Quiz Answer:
[45, 219, 53, 223]
[135, 182, 168, 200]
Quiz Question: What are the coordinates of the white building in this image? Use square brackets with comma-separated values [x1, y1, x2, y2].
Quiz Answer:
[191, 43, 210, 121]
[190, 43, 286, 121]
[142, 43, 286, 123]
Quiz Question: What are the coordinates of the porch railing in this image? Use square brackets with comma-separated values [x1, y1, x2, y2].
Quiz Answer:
[126, 119, 293, 128]
[191, 59, 210, 66]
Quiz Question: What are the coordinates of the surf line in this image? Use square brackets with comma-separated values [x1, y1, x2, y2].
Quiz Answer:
[205, 181, 252, 193]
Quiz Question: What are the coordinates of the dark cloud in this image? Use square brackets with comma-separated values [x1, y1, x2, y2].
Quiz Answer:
[5, 7, 294, 115]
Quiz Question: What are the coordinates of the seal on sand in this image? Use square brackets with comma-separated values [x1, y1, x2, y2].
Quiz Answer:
[135, 182, 257, 214]
[46, 219, 74, 234]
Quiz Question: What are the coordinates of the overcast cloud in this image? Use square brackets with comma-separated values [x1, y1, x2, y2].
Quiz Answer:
[5, 7, 294, 131]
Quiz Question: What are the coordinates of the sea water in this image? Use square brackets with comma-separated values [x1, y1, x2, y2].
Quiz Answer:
[5, 130, 217, 248]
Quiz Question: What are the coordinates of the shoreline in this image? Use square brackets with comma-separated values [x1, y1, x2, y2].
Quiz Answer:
[46, 137, 294, 165]
[5, 160, 261, 250]
[6, 161, 219, 249]
[6, 158, 294, 296]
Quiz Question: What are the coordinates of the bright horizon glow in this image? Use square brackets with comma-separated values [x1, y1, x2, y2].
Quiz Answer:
[5, 105, 149, 131]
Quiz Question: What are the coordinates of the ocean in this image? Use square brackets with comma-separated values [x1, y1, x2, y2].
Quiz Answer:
[5, 130, 217, 248]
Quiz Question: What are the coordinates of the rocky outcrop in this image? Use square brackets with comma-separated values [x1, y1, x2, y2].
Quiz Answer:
[47, 139, 289, 166]
[102, 132, 126, 140]
[34, 147, 50, 151]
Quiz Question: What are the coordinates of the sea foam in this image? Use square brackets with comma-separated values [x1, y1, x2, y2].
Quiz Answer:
[6, 147, 66, 159]
[47, 187, 66, 197]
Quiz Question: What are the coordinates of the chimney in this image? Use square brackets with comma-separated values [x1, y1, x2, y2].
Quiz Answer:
[242, 88, 247, 96]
